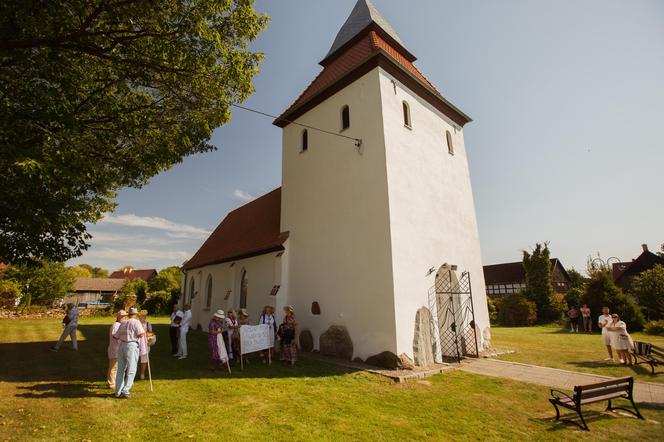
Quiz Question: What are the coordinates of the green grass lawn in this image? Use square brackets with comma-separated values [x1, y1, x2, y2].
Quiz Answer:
[0, 317, 662, 441]
[491, 325, 664, 383]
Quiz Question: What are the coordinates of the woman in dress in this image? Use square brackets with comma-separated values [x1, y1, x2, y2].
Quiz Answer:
[607, 313, 634, 365]
[278, 305, 298, 365]
[207, 310, 227, 370]
[225, 310, 240, 362]
[138, 310, 153, 380]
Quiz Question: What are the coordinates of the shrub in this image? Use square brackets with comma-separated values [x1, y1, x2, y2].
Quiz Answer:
[497, 293, 537, 326]
[0, 279, 22, 308]
[486, 297, 498, 324]
[631, 265, 664, 321]
[582, 271, 645, 330]
[644, 320, 664, 336]
[564, 287, 583, 310]
[142, 290, 178, 315]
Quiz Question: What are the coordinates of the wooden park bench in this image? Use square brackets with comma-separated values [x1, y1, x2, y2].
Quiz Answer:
[632, 341, 663, 375]
[549, 377, 644, 431]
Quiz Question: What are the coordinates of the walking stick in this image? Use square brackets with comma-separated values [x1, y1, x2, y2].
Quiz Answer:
[147, 352, 154, 392]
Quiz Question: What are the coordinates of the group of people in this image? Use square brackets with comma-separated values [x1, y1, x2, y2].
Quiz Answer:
[106, 307, 155, 398]
[568, 304, 636, 365]
[566, 304, 593, 333]
[598, 306, 635, 365]
[206, 305, 298, 370]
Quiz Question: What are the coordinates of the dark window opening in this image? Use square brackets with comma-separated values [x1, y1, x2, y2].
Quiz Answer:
[301, 129, 308, 152]
[446, 130, 454, 155]
[403, 101, 411, 128]
[239, 269, 248, 309]
[341, 105, 350, 130]
[311, 301, 321, 315]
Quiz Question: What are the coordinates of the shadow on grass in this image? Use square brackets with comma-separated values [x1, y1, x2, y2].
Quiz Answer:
[1, 324, 355, 385]
[538, 402, 664, 432]
[568, 360, 659, 378]
[14, 382, 113, 399]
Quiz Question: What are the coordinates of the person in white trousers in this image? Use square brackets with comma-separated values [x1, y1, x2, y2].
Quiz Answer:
[176, 304, 192, 359]
[50, 303, 78, 352]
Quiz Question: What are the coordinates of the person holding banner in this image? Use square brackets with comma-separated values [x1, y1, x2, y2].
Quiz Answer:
[278, 305, 298, 365]
[259, 306, 276, 364]
[225, 310, 240, 362]
[208, 310, 228, 371]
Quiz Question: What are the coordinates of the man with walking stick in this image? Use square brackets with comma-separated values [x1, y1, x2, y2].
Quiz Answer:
[113, 308, 145, 399]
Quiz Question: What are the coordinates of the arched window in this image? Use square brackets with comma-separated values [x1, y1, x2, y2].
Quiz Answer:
[189, 277, 195, 303]
[402, 101, 411, 128]
[239, 269, 248, 309]
[301, 129, 308, 152]
[341, 105, 350, 130]
[446, 130, 454, 155]
[205, 275, 213, 309]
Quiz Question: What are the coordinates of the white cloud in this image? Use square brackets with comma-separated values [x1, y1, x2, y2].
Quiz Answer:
[233, 189, 254, 202]
[74, 247, 191, 265]
[99, 214, 211, 239]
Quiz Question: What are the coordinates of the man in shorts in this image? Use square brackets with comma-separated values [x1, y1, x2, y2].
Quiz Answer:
[580, 304, 592, 332]
[597, 306, 613, 361]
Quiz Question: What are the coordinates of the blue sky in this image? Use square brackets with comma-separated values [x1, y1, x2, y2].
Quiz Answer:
[69, 0, 664, 273]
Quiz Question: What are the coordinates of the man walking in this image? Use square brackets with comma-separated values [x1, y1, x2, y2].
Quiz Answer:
[598, 306, 614, 361]
[567, 306, 580, 333]
[107, 310, 128, 389]
[176, 304, 192, 359]
[113, 308, 145, 399]
[170, 304, 184, 356]
[50, 303, 78, 352]
[580, 304, 592, 333]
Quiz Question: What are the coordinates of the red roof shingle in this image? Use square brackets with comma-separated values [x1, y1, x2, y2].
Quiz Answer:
[183, 188, 287, 271]
[109, 268, 157, 281]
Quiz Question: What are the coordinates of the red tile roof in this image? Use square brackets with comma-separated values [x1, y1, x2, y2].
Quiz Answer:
[277, 30, 441, 125]
[109, 268, 157, 281]
[183, 188, 287, 271]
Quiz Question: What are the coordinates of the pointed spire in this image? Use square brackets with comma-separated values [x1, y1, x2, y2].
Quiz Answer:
[323, 0, 406, 63]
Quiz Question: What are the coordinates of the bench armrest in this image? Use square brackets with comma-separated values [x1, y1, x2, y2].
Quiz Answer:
[550, 389, 575, 403]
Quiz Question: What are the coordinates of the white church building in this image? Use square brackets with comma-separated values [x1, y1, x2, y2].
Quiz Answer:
[182, 0, 490, 365]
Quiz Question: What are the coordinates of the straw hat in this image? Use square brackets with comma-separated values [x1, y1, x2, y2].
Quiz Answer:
[239, 308, 249, 318]
[263, 305, 275, 313]
[117, 310, 128, 318]
[128, 307, 139, 315]
[139, 309, 148, 316]
[213, 309, 226, 319]
[283, 305, 294, 313]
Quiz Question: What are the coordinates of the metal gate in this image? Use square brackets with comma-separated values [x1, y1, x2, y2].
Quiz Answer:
[428, 268, 479, 362]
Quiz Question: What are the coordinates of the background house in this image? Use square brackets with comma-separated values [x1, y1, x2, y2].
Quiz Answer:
[64, 277, 125, 305]
[612, 244, 664, 291]
[483, 258, 571, 298]
[109, 267, 157, 283]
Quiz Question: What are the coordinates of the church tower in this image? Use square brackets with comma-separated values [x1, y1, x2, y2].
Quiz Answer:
[275, 0, 489, 362]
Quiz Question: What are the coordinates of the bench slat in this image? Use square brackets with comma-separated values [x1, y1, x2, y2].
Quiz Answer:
[557, 392, 627, 407]
[579, 385, 630, 400]
[575, 377, 632, 391]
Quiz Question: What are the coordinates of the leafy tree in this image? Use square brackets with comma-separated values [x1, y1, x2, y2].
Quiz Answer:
[523, 243, 564, 323]
[78, 264, 109, 278]
[0, 0, 268, 263]
[113, 278, 148, 311]
[631, 265, 664, 321]
[496, 293, 537, 326]
[582, 271, 645, 330]
[0, 279, 22, 308]
[5, 260, 74, 307]
[67, 265, 92, 278]
[564, 268, 586, 309]
[149, 266, 183, 293]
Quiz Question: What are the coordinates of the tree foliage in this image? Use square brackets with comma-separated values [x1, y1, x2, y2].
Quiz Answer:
[631, 265, 664, 321]
[0, 279, 23, 308]
[523, 243, 564, 323]
[78, 264, 109, 278]
[496, 293, 537, 326]
[0, 0, 268, 263]
[582, 271, 645, 330]
[5, 260, 75, 307]
[149, 266, 183, 293]
[67, 265, 92, 278]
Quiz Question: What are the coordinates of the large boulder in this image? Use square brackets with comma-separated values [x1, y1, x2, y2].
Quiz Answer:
[365, 351, 400, 370]
[299, 329, 314, 352]
[319, 325, 353, 360]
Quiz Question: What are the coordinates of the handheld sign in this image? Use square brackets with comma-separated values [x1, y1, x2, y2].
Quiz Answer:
[240, 324, 272, 354]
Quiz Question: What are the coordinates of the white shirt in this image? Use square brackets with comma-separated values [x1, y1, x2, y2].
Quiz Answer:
[170, 310, 184, 327]
[180, 310, 192, 330]
[68, 307, 79, 327]
[108, 321, 122, 358]
[113, 318, 145, 343]
[598, 314, 612, 334]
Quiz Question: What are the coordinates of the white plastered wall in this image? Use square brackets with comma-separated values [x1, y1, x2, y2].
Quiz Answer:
[280, 68, 397, 359]
[378, 68, 490, 359]
[187, 252, 284, 330]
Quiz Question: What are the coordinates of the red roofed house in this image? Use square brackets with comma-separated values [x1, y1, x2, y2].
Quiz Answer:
[612, 244, 664, 292]
[183, 0, 489, 365]
[110, 267, 157, 283]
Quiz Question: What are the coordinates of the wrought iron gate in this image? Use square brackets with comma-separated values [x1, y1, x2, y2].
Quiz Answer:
[428, 268, 479, 362]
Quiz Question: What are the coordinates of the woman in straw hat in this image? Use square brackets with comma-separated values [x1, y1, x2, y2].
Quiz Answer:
[138, 310, 153, 380]
[208, 310, 227, 370]
[278, 305, 298, 365]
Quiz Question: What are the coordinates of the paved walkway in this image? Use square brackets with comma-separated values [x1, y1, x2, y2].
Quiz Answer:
[460, 358, 664, 405]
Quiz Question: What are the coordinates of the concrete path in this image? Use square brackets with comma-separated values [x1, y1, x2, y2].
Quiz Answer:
[460, 358, 664, 405]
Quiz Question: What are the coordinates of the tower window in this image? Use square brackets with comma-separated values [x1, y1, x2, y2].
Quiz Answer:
[446, 130, 454, 155]
[205, 275, 213, 310]
[402, 101, 411, 128]
[301, 129, 308, 152]
[341, 105, 350, 130]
